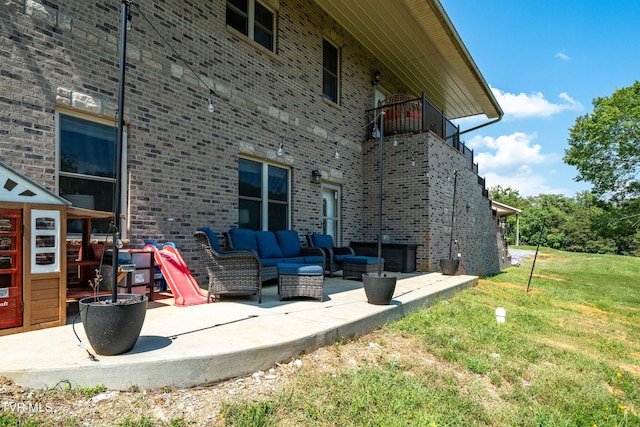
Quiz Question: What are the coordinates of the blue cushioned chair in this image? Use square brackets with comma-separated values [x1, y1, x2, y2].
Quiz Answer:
[307, 233, 355, 277]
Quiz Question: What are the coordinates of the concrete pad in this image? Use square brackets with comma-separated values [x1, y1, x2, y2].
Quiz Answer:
[0, 272, 476, 390]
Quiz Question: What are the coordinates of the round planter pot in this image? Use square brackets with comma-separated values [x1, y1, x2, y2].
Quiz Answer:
[79, 294, 148, 356]
[440, 259, 459, 276]
[362, 274, 397, 305]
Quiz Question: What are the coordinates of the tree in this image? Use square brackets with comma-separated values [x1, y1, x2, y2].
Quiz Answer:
[489, 186, 527, 245]
[564, 81, 640, 203]
[489, 185, 524, 208]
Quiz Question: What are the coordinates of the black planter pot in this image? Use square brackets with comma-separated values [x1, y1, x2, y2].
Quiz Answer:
[362, 274, 397, 305]
[440, 259, 459, 276]
[79, 294, 148, 356]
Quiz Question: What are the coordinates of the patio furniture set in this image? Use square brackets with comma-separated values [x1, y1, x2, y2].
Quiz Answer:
[193, 228, 384, 304]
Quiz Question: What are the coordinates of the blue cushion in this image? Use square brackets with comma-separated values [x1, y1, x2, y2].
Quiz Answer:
[343, 255, 384, 265]
[260, 257, 285, 266]
[277, 263, 323, 276]
[311, 233, 334, 249]
[197, 227, 221, 253]
[275, 230, 301, 257]
[283, 257, 306, 263]
[255, 231, 283, 259]
[303, 255, 324, 264]
[334, 254, 348, 262]
[229, 228, 258, 252]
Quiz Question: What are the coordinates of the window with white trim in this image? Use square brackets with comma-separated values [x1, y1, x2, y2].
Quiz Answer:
[226, 0, 276, 52]
[238, 158, 289, 231]
[322, 38, 340, 103]
[31, 210, 60, 274]
[57, 112, 126, 234]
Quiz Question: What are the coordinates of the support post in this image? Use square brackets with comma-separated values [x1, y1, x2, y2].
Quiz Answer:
[377, 110, 385, 276]
[111, 0, 129, 302]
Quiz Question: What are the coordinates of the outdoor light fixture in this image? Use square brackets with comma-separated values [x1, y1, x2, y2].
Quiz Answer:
[311, 169, 321, 184]
[207, 89, 214, 113]
[371, 70, 381, 86]
[371, 124, 380, 139]
[277, 140, 284, 156]
[393, 132, 398, 147]
[334, 142, 340, 159]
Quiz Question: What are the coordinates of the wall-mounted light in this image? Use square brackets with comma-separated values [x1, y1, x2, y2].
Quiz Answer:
[207, 89, 214, 113]
[277, 141, 284, 156]
[311, 169, 321, 184]
[371, 124, 380, 139]
[371, 70, 381, 86]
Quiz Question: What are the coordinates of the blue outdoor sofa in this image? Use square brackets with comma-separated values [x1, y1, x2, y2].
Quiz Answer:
[225, 229, 325, 282]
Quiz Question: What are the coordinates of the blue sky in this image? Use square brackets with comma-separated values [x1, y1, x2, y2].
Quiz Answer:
[441, 1, 640, 198]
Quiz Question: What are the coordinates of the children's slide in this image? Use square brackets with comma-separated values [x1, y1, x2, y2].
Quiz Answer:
[144, 243, 209, 306]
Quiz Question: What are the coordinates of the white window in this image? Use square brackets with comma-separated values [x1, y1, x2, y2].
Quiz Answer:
[238, 158, 289, 231]
[31, 210, 60, 274]
[56, 111, 127, 235]
[226, 0, 276, 52]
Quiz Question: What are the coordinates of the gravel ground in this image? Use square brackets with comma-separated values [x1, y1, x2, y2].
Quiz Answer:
[1, 328, 431, 426]
[508, 249, 536, 260]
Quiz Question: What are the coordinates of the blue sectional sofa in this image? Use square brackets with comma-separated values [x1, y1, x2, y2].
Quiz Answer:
[225, 229, 325, 282]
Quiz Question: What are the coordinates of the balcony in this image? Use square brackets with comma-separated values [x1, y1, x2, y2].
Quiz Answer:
[365, 93, 478, 174]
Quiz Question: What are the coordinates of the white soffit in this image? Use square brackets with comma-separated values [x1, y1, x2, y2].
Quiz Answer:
[313, 0, 502, 120]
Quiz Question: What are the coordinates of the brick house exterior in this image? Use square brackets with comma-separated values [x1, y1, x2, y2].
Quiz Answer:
[1, 0, 505, 287]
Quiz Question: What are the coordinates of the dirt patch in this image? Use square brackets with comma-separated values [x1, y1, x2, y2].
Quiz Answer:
[532, 274, 566, 282]
[619, 362, 640, 378]
[575, 304, 609, 316]
[490, 281, 543, 294]
[0, 328, 508, 425]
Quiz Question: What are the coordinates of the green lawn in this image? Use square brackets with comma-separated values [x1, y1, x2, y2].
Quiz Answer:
[223, 249, 640, 426]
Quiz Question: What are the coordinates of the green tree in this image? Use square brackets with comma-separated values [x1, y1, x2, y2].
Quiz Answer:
[489, 186, 527, 245]
[489, 185, 524, 208]
[564, 81, 640, 203]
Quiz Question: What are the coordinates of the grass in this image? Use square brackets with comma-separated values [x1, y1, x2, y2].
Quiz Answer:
[2, 249, 638, 426]
[222, 248, 640, 426]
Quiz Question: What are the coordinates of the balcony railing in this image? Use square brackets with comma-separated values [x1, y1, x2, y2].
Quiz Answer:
[365, 93, 478, 174]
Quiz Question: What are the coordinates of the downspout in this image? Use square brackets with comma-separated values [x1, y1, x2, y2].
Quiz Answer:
[459, 114, 503, 135]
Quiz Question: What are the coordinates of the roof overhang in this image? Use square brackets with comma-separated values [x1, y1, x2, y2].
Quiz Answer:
[491, 200, 522, 217]
[313, 0, 502, 120]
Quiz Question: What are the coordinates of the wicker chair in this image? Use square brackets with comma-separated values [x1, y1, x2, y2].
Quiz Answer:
[307, 233, 355, 277]
[193, 230, 262, 303]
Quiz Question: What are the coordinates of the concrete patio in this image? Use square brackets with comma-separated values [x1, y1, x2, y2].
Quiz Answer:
[0, 272, 476, 391]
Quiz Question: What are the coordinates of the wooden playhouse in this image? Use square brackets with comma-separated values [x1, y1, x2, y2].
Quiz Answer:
[0, 161, 69, 336]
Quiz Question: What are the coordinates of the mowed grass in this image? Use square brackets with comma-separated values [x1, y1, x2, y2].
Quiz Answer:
[223, 249, 640, 426]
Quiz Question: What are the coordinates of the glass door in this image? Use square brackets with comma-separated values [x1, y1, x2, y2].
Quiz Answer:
[0, 209, 22, 329]
[322, 184, 341, 245]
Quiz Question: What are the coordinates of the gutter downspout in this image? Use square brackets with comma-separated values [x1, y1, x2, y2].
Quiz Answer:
[459, 114, 503, 135]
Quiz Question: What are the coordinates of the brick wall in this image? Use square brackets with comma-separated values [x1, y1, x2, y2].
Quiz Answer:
[362, 131, 502, 276]
[2, 0, 503, 282]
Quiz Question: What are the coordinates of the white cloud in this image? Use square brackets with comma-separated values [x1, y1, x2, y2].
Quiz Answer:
[482, 170, 569, 198]
[491, 87, 583, 119]
[466, 132, 544, 173]
[555, 52, 571, 61]
[469, 132, 590, 197]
